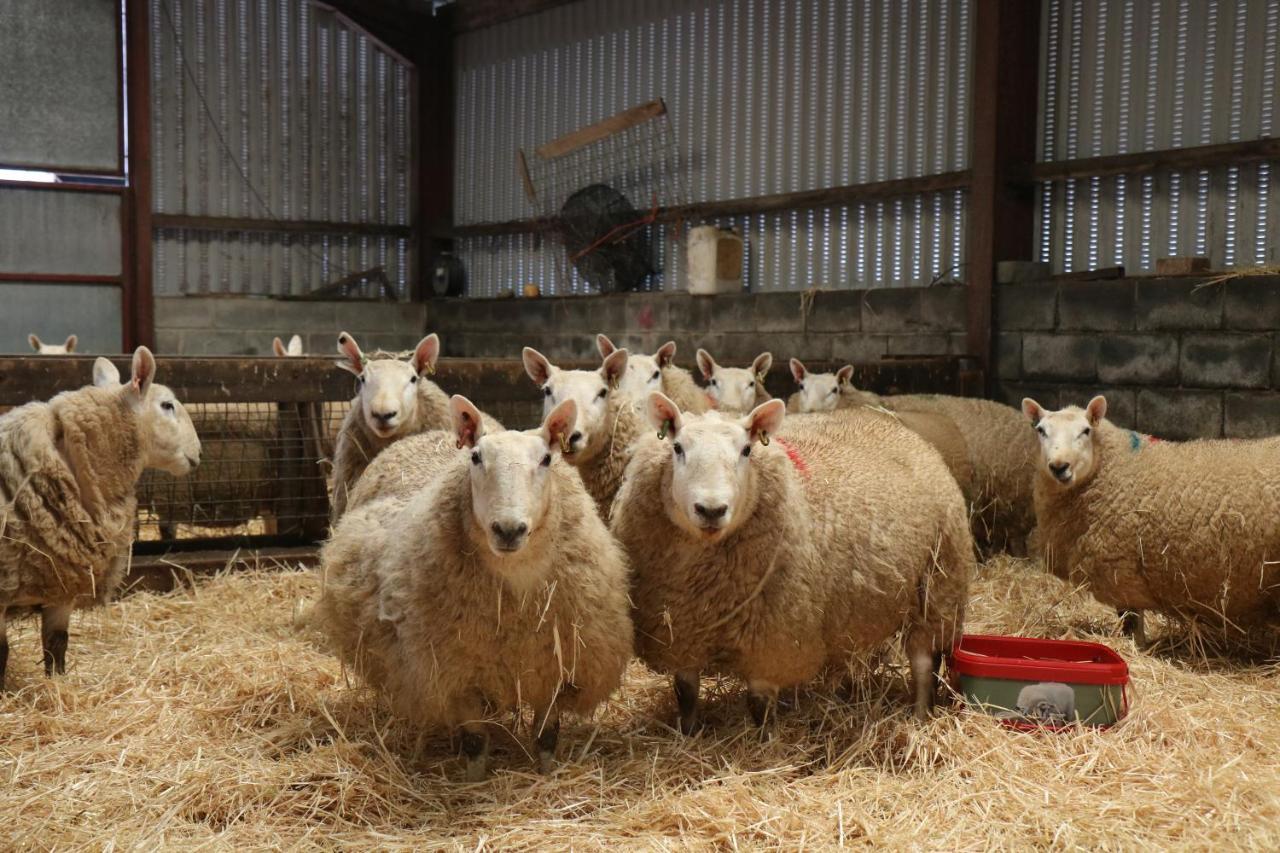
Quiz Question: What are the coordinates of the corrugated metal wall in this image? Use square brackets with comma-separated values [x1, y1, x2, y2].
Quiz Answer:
[1038, 0, 1280, 273]
[150, 0, 414, 296]
[454, 0, 973, 296]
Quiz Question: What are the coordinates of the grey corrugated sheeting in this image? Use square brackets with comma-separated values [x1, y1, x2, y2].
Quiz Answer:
[150, 0, 413, 297]
[1038, 0, 1280, 273]
[0, 0, 121, 171]
[0, 283, 123, 354]
[0, 189, 122, 275]
[454, 0, 973, 296]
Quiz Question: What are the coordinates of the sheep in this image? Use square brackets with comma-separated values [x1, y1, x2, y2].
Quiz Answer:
[330, 331, 501, 522]
[611, 392, 972, 730]
[596, 334, 711, 414]
[272, 333, 339, 466]
[28, 334, 77, 354]
[522, 346, 640, 515]
[272, 334, 304, 358]
[786, 359, 975, 505]
[314, 395, 633, 780]
[0, 348, 200, 688]
[1023, 395, 1280, 650]
[695, 348, 773, 413]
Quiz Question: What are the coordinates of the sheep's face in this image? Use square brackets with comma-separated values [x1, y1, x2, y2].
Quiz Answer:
[30, 333, 77, 355]
[598, 335, 677, 401]
[337, 332, 440, 440]
[524, 346, 628, 465]
[790, 360, 856, 413]
[453, 395, 576, 561]
[1023, 396, 1106, 488]
[697, 349, 772, 414]
[647, 392, 786, 542]
[141, 382, 202, 476]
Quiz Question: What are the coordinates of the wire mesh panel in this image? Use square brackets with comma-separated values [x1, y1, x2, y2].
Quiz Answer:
[454, 0, 974, 295]
[1037, 0, 1280, 273]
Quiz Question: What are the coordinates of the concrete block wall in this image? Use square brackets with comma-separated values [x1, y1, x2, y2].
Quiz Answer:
[429, 286, 969, 366]
[997, 275, 1280, 439]
[154, 296, 429, 356]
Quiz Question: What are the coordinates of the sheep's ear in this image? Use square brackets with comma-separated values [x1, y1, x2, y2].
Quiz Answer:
[523, 346, 554, 386]
[92, 357, 120, 388]
[696, 348, 716, 380]
[541, 398, 577, 455]
[601, 348, 629, 389]
[129, 346, 156, 401]
[272, 336, 288, 358]
[646, 391, 683, 439]
[654, 340, 677, 368]
[789, 358, 807, 384]
[835, 364, 855, 387]
[595, 333, 617, 359]
[28, 334, 42, 352]
[335, 331, 364, 375]
[1021, 398, 1045, 425]
[450, 395, 485, 448]
[752, 352, 773, 380]
[411, 333, 440, 376]
[64, 335, 77, 353]
[287, 334, 303, 356]
[744, 398, 786, 445]
[1085, 395, 1107, 425]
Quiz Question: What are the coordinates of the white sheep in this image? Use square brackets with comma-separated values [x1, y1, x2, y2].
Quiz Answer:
[315, 395, 634, 780]
[611, 393, 972, 729]
[596, 334, 711, 414]
[330, 331, 501, 522]
[1023, 395, 1280, 649]
[272, 334, 304, 357]
[28, 334, 77, 354]
[522, 346, 639, 514]
[695, 348, 773, 414]
[0, 348, 201, 688]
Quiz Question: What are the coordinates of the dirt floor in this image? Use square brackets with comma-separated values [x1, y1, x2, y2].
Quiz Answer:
[2, 557, 1277, 849]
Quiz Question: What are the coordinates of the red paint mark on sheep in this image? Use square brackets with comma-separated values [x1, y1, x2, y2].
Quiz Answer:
[774, 437, 809, 478]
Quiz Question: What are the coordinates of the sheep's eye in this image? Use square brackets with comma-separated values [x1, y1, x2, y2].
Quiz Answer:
[741, 445, 751, 458]
[540, 453, 551, 467]
[543, 386, 552, 398]
[673, 442, 684, 457]
[355, 376, 364, 386]
[710, 379, 718, 387]
[651, 370, 660, 380]
[830, 388, 838, 395]
[798, 383, 805, 390]
[161, 401, 175, 412]
[410, 375, 418, 384]
[595, 388, 608, 400]
[1036, 425, 1047, 437]
[1081, 427, 1091, 437]
[471, 451, 481, 465]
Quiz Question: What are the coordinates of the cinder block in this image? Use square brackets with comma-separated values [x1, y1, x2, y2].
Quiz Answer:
[1135, 278, 1224, 330]
[154, 296, 218, 330]
[1073, 386, 1136, 429]
[183, 330, 252, 356]
[214, 297, 280, 331]
[802, 290, 862, 333]
[751, 291, 807, 333]
[1223, 276, 1280, 330]
[1097, 335, 1179, 384]
[1224, 392, 1280, 438]
[919, 285, 967, 331]
[997, 382, 1061, 411]
[1155, 256, 1211, 275]
[828, 333, 888, 364]
[1021, 333, 1099, 382]
[1137, 388, 1223, 439]
[707, 293, 757, 333]
[996, 332, 1023, 381]
[996, 260, 1052, 284]
[861, 288, 922, 333]
[886, 334, 951, 356]
[1057, 281, 1136, 331]
[1180, 333, 1272, 389]
[153, 328, 185, 355]
[995, 283, 1057, 331]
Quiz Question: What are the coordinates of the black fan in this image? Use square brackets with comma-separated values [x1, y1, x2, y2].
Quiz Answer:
[558, 183, 654, 293]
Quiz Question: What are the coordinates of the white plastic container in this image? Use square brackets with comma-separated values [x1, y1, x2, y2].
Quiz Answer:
[687, 225, 744, 294]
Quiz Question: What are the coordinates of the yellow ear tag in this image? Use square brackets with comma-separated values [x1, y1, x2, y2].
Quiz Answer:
[657, 418, 673, 440]
[559, 431, 572, 454]
[424, 363, 436, 377]
[759, 431, 770, 447]
[755, 371, 766, 385]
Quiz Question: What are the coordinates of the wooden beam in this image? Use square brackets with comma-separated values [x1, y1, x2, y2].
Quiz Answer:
[966, 0, 1040, 394]
[453, 0, 583, 33]
[152, 213, 412, 238]
[124, 546, 320, 593]
[0, 273, 121, 285]
[125, 0, 155, 350]
[448, 170, 973, 238]
[536, 99, 667, 160]
[414, 12, 456, 300]
[1029, 137, 1280, 183]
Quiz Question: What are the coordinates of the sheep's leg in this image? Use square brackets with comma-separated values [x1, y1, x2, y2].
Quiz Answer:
[0, 608, 8, 690]
[41, 604, 71, 677]
[459, 722, 490, 783]
[909, 649, 936, 720]
[1118, 608, 1146, 647]
[746, 680, 779, 731]
[674, 670, 701, 735]
[533, 703, 561, 775]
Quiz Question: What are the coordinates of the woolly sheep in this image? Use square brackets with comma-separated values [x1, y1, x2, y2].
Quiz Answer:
[596, 334, 711, 414]
[0, 348, 200, 688]
[611, 393, 972, 729]
[786, 359, 975, 504]
[1023, 395, 1280, 649]
[315, 396, 633, 780]
[28, 334, 77, 354]
[695, 348, 773, 414]
[329, 331, 501, 522]
[523, 346, 640, 514]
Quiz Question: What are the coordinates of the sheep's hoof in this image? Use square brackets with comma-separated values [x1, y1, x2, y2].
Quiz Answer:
[677, 714, 703, 736]
[535, 718, 559, 775]
[746, 692, 774, 730]
[538, 750, 556, 775]
[0, 640, 8, 690]
[42, 630, 67, 677]
[460, 730, 489, 783]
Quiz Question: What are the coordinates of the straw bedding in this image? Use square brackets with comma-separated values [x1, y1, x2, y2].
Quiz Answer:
[2, 556, 1277, 850]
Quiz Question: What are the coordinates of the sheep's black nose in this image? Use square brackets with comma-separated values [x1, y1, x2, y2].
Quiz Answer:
[1049, 462, 1070, 479]
[694, 503, 728, 522]
[373, 410, 397, 424]
[490, 521, 529, 545]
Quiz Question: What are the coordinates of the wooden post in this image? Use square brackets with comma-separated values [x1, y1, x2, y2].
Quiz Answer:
[966, 0, 1041, 394]
[414, 12, 456, 301]
[125, 0, 155, 350]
